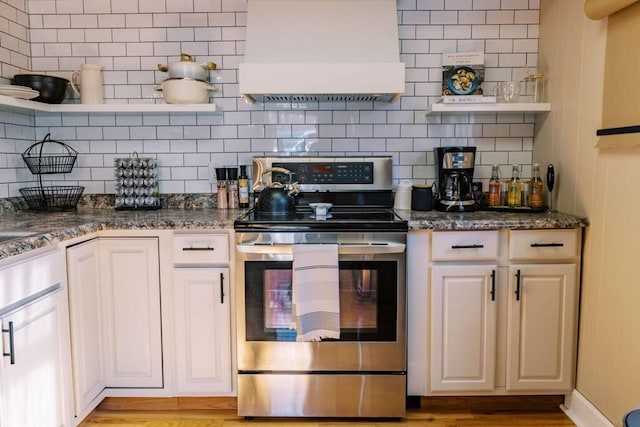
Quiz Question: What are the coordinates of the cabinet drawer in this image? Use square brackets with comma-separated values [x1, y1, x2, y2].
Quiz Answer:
[509, 229, 579, 260]
[0, 249, 65, 312]
[432, 231, 499, 261]
[172, 233, 229, 265]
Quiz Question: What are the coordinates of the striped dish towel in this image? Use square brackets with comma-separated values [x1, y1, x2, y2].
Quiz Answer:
[292, 244, 340, 342]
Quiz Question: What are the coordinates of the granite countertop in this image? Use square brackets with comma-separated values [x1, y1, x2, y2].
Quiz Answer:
[0, 207, 588, 262]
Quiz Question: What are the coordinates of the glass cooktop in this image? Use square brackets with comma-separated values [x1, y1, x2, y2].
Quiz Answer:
[233, 207, 408, 232]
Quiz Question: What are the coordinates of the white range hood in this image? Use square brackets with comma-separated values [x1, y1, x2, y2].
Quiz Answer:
[239, 0, 405, 103]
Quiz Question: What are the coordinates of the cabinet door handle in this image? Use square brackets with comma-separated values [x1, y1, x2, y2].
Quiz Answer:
[2, 321, 15, 365]
[220, 272, 225, 304]
[490, 270, 496, 301]
[515, 269, 521, 301]
[451, 244, 484, 249]
[530, 242, 564, 248]
[182, 247, 215, 251]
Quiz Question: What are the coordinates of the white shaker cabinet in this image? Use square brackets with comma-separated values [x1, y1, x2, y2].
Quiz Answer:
[99, 238, 162, 388]
[431, 265, 497, 392]
[0, 249, 73, 427]
[67, 236, 163, 401]
[506, 230, 580, 392]
[171, 233, 233, 395]
[429, 231, 500, 393]
[66, 239, 106, 418]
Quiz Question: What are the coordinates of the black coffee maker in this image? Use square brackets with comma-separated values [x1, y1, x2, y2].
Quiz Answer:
[435, 146, 477, 212]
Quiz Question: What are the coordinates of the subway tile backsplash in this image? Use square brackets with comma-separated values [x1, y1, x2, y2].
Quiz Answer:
[0, 0, 540, 198]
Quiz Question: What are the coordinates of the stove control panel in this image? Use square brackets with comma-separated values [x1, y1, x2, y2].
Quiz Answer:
[272, 162, 374, 185]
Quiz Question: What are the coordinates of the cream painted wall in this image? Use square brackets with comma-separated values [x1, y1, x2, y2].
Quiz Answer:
[538, 0, 640, 423]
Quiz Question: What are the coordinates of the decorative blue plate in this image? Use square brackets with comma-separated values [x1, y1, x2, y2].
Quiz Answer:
[447, 66, 479, 95]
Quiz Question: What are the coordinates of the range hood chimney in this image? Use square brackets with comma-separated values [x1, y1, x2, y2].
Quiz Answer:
[239, 0, 405, 104]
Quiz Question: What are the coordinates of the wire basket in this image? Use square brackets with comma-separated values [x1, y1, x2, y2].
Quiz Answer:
[19, 186, 85, 212]
[22, 133, 78, 174]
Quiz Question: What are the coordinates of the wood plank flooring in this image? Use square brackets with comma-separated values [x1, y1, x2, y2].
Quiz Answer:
[79, 397, 576, 427]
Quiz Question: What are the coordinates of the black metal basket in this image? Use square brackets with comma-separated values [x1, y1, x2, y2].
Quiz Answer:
[22, 134, 78, 174]
[19, 186, 84, 212]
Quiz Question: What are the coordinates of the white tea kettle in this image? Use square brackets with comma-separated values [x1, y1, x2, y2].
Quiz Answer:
[70, 63, 104, 104]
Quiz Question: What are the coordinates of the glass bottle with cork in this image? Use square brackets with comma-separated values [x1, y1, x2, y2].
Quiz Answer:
[488, 165, 501, 207]
[508, 165, 522, 208]
[529, 163, 544, 208]
[238, 165, 249, 208]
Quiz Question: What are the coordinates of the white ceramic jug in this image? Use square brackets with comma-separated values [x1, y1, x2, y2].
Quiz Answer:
[71, 64, 104, 104]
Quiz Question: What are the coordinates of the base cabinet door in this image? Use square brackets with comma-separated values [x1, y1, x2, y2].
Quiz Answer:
[506, 264, 577, 391]
[1, 288, 73, 427]
[430, 265, 497, 392]
[66, 239, 106, 416]
[173, 269, 232, 394]
[100, 238, 162, 388]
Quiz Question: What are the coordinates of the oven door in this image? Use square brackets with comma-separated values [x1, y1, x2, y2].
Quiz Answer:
[235, 232, 407, 373]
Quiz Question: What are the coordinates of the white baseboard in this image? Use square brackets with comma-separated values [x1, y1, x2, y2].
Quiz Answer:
[562, 389, 615, 427]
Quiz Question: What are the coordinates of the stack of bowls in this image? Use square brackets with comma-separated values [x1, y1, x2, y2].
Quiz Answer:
[156, 53, 217, 104]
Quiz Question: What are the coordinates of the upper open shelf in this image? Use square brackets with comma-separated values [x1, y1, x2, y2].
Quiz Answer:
[426, 101, 551, 115]
[0, 95, 219, 114]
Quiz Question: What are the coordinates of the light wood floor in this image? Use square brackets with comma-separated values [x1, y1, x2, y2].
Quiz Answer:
[79, 397, 576, 427]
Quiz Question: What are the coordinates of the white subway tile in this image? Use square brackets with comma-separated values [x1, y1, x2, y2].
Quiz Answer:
[99, 14, 126, 28]
[56, 0, 83, 14]
[514, 10, 538, 24]
[140, 28, 167, 42]
[498, 52, 526, 67]
[224, 138, 250, 152]
[402, 11, 430, 25]
[331, 138, 358, 152]
[486, 39, 513, 53]
[28, 1, 56, 14]
[445, 0, 472, 10]
[373, 124, 400, 138]
[180, 13, 208, 27]
[444, 25, 471, 39]
[473, 0, 501, 9]
[170, 140, 197, 153]
[167, 27, 194, 41]
[111, 0, 139, 13]
[499, 24, 527, 38]
[81, 28, 110, 43]
[417, 0, 444, 9]
[153, 13, 180, 27]
[126, 14, 154, 28]
[487, 10, 514, 24]
[70, 14, 97, 28]
[459, 10, 486, 24]
[195, 0, 221, 13]
[208, 12, 236, 26]
[501, 0, 529, 9]
[430, 10, 458, 24]
[139, 0, 166, 13]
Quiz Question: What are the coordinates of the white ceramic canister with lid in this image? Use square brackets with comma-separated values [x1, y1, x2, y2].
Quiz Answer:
[394, 179, 412, 210]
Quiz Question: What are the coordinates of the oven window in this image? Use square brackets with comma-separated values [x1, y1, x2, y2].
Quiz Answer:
[244, 260, 398, 341]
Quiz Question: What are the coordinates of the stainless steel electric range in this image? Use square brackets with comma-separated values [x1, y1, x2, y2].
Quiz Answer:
[234, 156, 408, 418]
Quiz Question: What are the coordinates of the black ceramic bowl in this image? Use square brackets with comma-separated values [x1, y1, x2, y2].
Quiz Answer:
[13, 74, 69, 104]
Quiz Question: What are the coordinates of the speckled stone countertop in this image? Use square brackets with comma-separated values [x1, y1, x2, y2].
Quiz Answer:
[0, 204, 588, 262]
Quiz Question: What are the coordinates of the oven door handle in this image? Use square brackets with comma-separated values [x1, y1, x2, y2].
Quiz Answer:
[236, 242, 406, 255]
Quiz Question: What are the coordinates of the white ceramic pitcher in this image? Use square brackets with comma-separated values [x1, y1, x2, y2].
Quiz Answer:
[71, 64, 104, 104]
